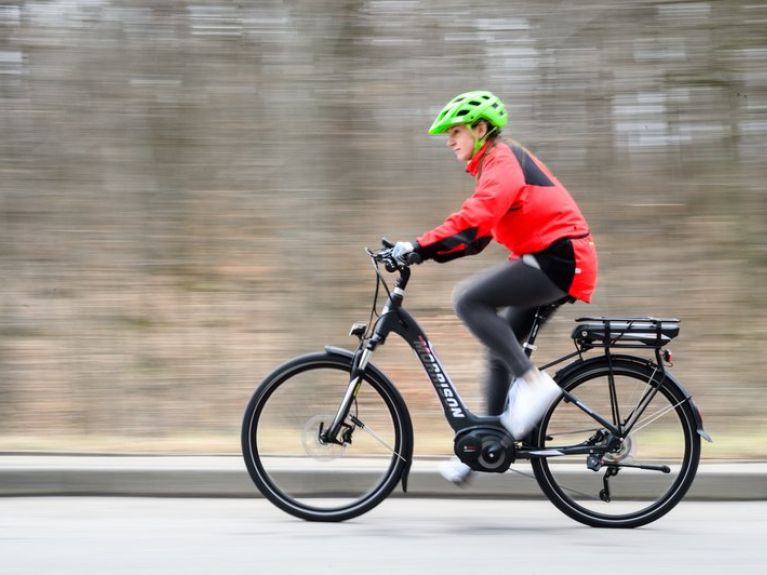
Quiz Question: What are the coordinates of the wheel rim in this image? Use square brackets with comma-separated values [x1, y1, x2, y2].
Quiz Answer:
[247, 362, 404, 516]
[536, 367, 695, 523]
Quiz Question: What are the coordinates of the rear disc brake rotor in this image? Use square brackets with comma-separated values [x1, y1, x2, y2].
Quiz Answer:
[603, 434, 636, 465]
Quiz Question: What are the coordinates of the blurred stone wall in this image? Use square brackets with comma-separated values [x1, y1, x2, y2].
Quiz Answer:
[1, 0, 765, 455]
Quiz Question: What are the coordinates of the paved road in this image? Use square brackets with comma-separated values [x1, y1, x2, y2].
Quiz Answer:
[1, 498, 764, 574]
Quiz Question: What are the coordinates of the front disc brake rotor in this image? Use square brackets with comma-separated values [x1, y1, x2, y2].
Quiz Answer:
[301, 414, 347, 461]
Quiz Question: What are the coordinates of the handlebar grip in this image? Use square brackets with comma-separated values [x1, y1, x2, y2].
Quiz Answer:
[404, 251, 422, 265]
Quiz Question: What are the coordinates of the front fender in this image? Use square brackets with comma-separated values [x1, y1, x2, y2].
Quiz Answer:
[324, 345, 356, 359]
[553, 354, 712, 443]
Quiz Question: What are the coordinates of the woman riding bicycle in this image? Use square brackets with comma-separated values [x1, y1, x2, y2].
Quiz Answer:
[391, 90, 598, 484]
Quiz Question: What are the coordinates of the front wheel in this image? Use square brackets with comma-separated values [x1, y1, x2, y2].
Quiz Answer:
[531, 357, 700, 528]
[241, 351, 413, 522]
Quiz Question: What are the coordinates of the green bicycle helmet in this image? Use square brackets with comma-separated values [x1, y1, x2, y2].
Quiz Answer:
[428, 90, 508, 136]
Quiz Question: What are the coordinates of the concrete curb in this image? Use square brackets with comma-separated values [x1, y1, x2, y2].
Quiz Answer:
[1, 456, 765, 500]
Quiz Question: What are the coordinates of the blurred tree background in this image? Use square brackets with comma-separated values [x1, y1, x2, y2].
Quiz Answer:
[0, 0, 765, 456]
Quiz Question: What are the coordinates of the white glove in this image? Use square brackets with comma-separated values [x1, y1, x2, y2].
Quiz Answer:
[391, 241, 415, 265]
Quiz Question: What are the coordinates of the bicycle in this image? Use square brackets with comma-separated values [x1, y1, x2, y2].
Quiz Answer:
[241, 240, 712, 528]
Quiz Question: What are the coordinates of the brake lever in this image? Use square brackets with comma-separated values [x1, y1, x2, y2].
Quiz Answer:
[384, 260, 398, 273]
[367, 239, 413, 273]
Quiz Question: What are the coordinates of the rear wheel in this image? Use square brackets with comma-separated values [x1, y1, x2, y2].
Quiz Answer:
[242, 351, 412, 522]
[532, 358, 700, 528]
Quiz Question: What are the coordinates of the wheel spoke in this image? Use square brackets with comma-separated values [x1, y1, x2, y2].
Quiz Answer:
[548, 477, 602, 501]
[629, 398, 688, 435]
[350, 414, 407, 462]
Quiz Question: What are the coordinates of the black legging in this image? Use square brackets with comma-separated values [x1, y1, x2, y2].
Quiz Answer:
[453, 259, 567, 415]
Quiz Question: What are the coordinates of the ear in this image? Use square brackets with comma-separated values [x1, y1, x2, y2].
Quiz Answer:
[473, 121, 488, 139]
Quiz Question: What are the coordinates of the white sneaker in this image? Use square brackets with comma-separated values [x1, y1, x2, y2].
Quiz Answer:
[505, 377, 522, 412]
[439, 457, 473, 485]
[499, 370, 562, 439]
[499, 377, 521, 436]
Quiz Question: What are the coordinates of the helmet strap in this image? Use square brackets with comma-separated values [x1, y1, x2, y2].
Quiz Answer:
[470, 124, 498, 157]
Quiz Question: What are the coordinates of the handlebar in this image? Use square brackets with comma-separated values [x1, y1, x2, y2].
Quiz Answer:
[366, 239, 421, 273]
[365, 239, 422, 291]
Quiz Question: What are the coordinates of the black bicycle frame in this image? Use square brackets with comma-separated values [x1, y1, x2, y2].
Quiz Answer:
[322, 278, 621, 459]
[320, 252, 711, 465]
[321, 258, 644, 464]
[373, 298, 493, 432]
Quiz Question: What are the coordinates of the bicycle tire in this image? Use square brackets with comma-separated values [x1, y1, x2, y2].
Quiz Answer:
[531, 357, 700, 528]
[241, 351, 413, 522]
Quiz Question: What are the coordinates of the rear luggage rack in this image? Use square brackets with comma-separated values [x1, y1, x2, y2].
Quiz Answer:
[572, 316, 680, 350]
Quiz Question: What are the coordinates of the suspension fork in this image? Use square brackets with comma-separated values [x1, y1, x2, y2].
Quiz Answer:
[321, 344, 374, 444]
[320, 277, 406, 444]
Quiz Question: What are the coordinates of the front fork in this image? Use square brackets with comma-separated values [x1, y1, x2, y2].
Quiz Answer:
[321, 282, 404, 445]
[321, 345, 373, 445]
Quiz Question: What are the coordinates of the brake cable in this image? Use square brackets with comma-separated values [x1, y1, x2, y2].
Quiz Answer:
[365, 250, 394, 338]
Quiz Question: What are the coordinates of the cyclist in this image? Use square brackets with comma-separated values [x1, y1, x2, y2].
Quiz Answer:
[391, 90, 598, 484]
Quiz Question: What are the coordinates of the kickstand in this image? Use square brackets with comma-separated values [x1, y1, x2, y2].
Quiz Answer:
[599, 466, 619, 502]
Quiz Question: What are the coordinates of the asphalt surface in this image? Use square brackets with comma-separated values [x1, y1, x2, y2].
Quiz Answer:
[1, 455, 765, 499]
[1, 497, 765, 575]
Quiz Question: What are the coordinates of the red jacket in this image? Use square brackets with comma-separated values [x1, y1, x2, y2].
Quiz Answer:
[416, 141, 597, 302]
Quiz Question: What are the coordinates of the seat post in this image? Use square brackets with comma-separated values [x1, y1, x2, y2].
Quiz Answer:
[522, 310, 543, 357]
[523, 299, 569, 357]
